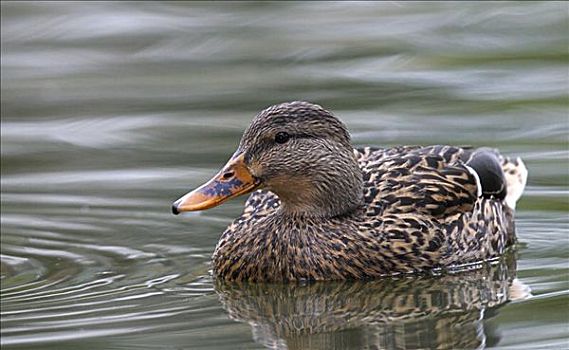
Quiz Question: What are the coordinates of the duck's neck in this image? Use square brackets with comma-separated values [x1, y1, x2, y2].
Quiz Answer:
[274, 151, 364, 218]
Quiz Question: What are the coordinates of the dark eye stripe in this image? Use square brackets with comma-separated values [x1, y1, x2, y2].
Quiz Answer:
[245, 132, 317, 164]
[294, 133, 316, 140]
[275, 132, 316, 144]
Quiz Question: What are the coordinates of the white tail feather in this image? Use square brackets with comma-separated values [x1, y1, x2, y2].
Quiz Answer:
[503, 157, 528, 210]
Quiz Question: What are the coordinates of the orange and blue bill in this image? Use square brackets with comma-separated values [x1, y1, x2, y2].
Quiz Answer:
[172, 153, 260, 214]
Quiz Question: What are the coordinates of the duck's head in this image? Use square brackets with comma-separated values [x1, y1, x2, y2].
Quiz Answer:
[172, 101, 363, 218]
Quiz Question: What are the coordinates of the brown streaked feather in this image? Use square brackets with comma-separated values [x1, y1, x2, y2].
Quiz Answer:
[213, 145, 521, 282]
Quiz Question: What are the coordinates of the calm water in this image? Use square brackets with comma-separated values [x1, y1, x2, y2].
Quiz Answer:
[1, 2, 568, 349]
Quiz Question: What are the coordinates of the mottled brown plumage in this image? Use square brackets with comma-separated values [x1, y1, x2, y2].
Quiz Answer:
[175, 101, 528, 282]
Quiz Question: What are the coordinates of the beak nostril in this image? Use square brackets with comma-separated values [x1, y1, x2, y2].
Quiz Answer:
[222, 171, 234, 180]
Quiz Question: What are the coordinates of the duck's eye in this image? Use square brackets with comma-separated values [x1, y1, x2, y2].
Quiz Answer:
[274, 131, 290, 144]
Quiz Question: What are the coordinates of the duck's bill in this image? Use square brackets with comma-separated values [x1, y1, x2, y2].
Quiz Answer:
[172, 153, 260, 214]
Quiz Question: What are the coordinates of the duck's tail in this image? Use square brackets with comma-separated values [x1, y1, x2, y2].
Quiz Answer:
[462, 148, 528, 210]
[501, 156, 528, 210]
[461, 149, 527, 247]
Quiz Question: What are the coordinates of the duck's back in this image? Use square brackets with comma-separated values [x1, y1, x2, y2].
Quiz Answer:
[355, 145, 527, 269]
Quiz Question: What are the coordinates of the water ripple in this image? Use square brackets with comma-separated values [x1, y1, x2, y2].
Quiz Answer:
[1, 1, 568, 349]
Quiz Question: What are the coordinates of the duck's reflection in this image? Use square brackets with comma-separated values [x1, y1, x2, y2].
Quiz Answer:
[214, 253, 529, 350]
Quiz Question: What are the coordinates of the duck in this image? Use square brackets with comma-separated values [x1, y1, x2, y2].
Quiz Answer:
[172, 101, 528, 282]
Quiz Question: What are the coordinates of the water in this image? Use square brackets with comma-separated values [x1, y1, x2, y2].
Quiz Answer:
[1, 2, 568, 349]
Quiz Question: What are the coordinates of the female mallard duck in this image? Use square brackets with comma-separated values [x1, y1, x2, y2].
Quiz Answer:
[172, 101, 527, 282]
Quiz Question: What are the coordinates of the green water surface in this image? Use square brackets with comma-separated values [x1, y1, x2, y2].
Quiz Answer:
[1, 2, 568, 349]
